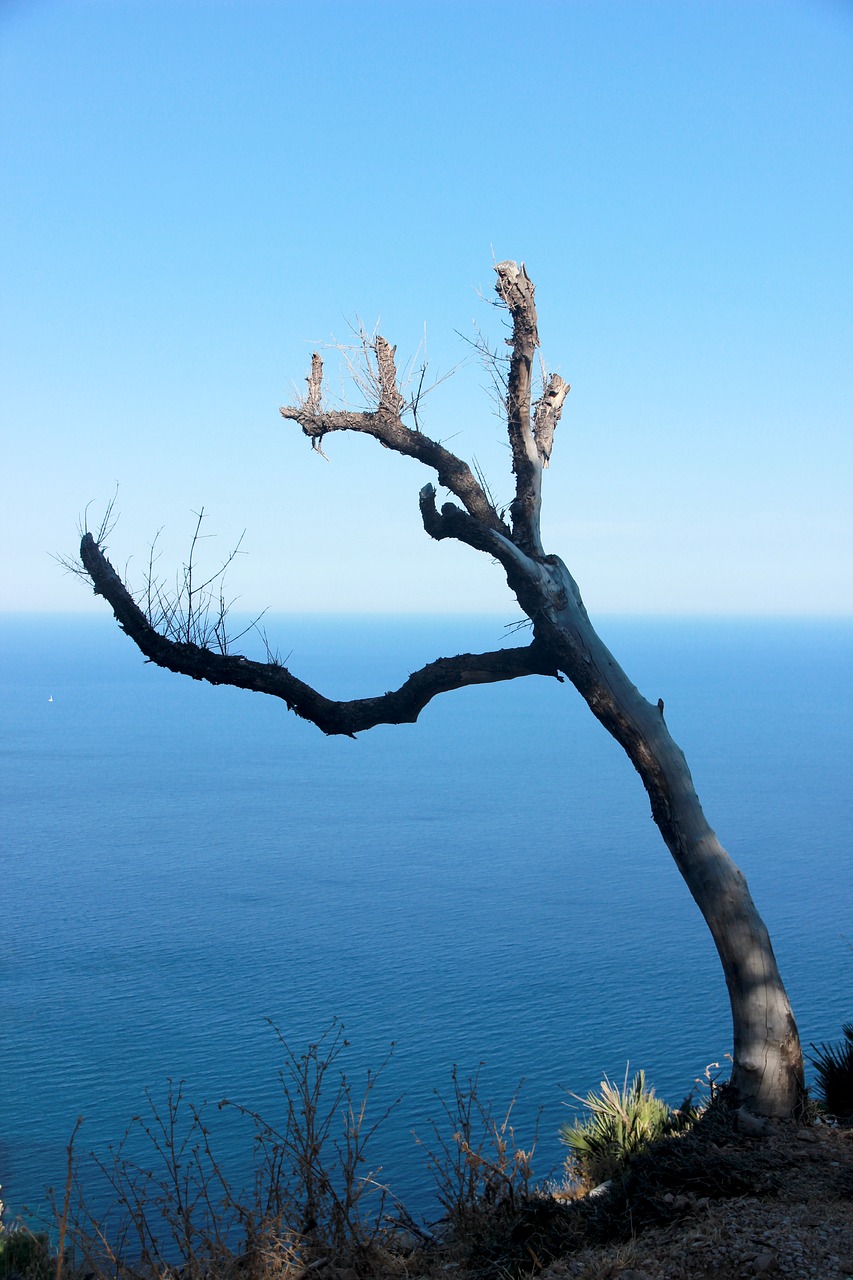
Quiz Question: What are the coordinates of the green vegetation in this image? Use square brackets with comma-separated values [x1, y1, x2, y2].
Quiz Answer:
[0, 1225, 55, 1280]
[559, 1068, 697, 1188]
[808, 1022, 853, 1120]
[8, 1042, 819, 1280]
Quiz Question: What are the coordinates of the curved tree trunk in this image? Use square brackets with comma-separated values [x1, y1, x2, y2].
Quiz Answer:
[514, 554, 804, 1116]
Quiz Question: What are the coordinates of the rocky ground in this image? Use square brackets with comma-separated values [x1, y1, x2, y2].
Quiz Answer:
[371, 1113, 853, 1280]
[7, 1105, 847, 1280]
[541, 1120, 853, 1280]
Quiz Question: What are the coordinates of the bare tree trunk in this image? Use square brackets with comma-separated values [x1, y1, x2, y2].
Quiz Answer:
[76, 257, 805, 1117]
[511, 554, 803, 1117]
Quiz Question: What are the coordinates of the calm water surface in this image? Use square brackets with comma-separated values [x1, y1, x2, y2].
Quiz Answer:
[1, 614, 851, 1222]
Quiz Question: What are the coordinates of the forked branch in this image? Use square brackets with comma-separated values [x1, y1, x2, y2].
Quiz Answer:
[80, 534, 561, 737]
[417, 485, 538, 587]
[281, 338, 509, 537]
[77, 262, 565, 734]
[493, 261, 569, 555]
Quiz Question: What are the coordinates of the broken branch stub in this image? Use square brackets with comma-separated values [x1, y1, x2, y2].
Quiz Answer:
[494, 260, 545, 557]
[373, 335, 405, 418]
[494, 260, 539, 351]
[533, 373, 570, 468]
[306, 352, 323, 415]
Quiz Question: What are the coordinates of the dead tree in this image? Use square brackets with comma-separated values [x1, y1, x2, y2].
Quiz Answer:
[79, 261, 804, 1117]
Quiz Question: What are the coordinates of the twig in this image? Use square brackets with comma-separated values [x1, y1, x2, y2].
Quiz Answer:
[56, 1116, 84, 1280]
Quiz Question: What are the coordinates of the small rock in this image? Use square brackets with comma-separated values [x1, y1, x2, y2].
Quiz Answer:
[585, 1179, 614, 1200]
[796, 1127, 818, 1143]
[737, 1106, 771, 1137]
[751, 1252, 778, 1274]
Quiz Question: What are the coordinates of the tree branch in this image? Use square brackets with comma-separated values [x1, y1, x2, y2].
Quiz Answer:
[493, 261, 547, 558]
[280, 340, 510, 538]
[305, 352, 323, 415]
[79, 533, 561, 737]
[418, 485, 538, 590]
[373, 335, 405, 418]
[533, 373, 570, 468]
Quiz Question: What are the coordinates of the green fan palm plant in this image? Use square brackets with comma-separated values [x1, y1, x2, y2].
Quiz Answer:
[808, 1023, 853, 1120]
[560, 1068, 696, 1189]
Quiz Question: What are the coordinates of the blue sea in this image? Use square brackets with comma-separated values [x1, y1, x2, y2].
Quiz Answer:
[1, 614, 851, 1226]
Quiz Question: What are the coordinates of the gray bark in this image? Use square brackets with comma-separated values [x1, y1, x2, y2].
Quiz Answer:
[513, 554, 803, 1117]
[77, 259, 804, 1117]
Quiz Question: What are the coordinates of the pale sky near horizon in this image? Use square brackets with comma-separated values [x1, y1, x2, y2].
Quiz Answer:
[1, 0, 851, 617]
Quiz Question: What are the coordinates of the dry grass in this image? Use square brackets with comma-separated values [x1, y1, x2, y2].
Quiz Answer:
[6, 1049, 851, 1280]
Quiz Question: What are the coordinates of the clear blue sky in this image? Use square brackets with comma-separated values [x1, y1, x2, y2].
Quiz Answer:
[2, 0, 851, 615]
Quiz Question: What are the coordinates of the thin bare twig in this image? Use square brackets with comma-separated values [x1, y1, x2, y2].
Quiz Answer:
[55, 1116, 83, 1280]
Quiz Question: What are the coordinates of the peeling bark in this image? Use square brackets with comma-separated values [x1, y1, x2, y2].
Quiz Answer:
[533, 373, 570, 468]
[77, 260, 804, 1116]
